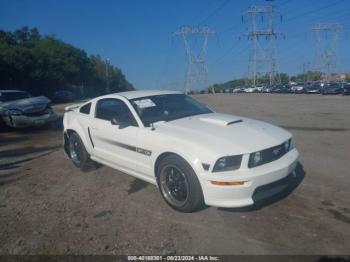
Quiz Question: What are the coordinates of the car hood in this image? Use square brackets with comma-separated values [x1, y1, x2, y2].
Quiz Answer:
[0, 96, 51, 113]
[154, 113, 291, 155]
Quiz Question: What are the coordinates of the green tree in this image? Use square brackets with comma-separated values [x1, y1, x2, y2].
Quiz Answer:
[290, 71, 322, 82]
[0, 27, 133, 97]
[89, 55, 134, 96]
[279, 73, 290, 84]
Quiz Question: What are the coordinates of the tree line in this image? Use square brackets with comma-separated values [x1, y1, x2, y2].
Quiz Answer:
[0, 27, 134, 98]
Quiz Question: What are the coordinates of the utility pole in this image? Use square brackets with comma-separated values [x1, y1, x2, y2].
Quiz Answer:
[173, 26, 215, 94]
[303, 62, 311, 82]
[105, 58, 110, 94]
[311, 23, 343, 84]
[241, 0, 284, 88]
[306, 62, 311, 82]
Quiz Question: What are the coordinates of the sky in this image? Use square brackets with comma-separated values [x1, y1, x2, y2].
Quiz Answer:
[0, 0, 350, 90]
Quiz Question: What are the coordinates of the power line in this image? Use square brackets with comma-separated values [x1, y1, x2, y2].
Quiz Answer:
[154, 42, 175, 89]
[311, 23, 344, 82]
[209, 43, 249, 66]
[190, 1, 222, 25]
[241, 3, 285, 87]
[173, 26, 216, 93]
[197, 0, 231, 26]
[160, 0, 231, 90]
[279, 0, 291, 7]
[285, 0, 346, 22]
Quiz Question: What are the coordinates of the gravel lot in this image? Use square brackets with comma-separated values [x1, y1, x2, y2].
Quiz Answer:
[0, 94, 349, 255]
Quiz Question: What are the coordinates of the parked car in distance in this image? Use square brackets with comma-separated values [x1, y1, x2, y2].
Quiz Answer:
[53, 90, 77, 103]
[322, 83, 343, 95]
[262, 87, 272, 93]
[63, 90, 299, 212]
[0, 90, 57, 129]
[244, 87, 258, 93]
[271, 86, 281, 93]
[342, 83, 350, 95]
[271, 85, 291, 94]
[232, 88, 245, 93]
[305, 84, 321, 94]
[291, 84, 305, 94]
[282, 85, 292, 93]
[255, 86, 265, 92]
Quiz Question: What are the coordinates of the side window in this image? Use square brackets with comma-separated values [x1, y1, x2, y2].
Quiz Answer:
[95, 98, 138, 126]
[79, 103, 91, 115]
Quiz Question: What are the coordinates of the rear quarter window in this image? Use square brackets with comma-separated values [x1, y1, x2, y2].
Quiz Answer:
[79, 103, 91, 115]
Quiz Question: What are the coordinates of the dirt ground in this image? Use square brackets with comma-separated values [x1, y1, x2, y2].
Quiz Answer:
[0, 93, 349, 255]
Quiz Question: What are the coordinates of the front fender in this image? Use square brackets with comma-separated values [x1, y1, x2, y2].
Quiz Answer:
[63, 114, 93, 155]
[151, 138, 217, 180]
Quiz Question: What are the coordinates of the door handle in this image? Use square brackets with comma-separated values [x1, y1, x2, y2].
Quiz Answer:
[91, 126, 98, 130]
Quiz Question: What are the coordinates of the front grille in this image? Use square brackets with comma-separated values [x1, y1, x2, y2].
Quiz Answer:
[248, 141, 289, 168]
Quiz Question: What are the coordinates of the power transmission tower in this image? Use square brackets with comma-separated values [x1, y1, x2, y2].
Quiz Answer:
[303, 62, 311, 82]
[173, 26, 215, 94]
[241, 1, 284, 88]
[311, 23, 343, 83]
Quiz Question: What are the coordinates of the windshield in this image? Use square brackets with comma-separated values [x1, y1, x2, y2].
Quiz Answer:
[130, 94, 212, 127]
[0, 91, 30, 102]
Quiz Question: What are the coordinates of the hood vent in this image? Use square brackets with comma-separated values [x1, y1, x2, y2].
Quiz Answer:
[227, 119, 243, 126]
[199, 115, 243, 126]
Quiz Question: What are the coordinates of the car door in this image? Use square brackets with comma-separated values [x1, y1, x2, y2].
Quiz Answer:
[89, 98, 150, 175]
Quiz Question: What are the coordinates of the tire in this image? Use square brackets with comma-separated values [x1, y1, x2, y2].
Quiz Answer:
[68, 132, 91, 170]
[157, 155, 204, 213]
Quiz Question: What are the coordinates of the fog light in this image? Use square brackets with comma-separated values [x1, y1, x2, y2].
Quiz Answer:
[211, 181, 245, 186]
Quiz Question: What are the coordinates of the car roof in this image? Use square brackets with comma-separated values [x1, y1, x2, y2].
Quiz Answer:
[96, 90, 183, 100]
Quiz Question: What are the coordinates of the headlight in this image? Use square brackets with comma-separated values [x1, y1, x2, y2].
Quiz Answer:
[7, 109, 23, 116]
[251, 151, 262, 167]
[284, 139, 291, 152]
[212, 155, 242, 172]
[253, 151, 262, 165]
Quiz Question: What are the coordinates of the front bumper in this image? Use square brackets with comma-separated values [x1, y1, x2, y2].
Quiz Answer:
[323, 90, 341, 94]
[2, 113, 58, 128]
[199, 148, 299, 208]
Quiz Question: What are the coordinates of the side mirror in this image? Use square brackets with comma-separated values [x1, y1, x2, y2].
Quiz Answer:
[111, 117, 119, 126]
[111, 117, 129, 129]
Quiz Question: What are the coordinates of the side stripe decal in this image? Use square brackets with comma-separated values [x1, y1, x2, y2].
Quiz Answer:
[99, 137, 152, 156]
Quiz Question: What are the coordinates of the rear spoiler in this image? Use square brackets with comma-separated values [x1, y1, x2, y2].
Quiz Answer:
[64, 103, 83, 112]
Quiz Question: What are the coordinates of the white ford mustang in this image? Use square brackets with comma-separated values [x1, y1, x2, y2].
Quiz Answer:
[63, 90, 299, 212]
